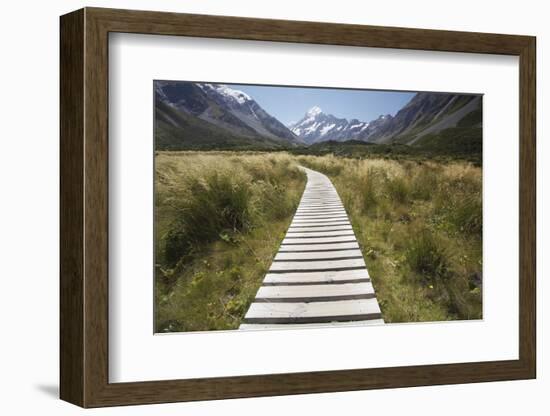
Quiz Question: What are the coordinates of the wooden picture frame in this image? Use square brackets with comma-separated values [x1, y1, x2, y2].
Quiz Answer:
[60, 7, 536, 408]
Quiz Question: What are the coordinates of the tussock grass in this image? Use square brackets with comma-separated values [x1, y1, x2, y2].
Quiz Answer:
[155, 151, 306, 332]
[299, 155, 482, 323]
[405, 229, 450, 282]
[163, 171, 254, 266]
[156, 150, 481, 330]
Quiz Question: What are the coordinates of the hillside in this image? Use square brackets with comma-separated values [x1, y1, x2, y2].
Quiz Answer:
[155, 81, 302, 150]
[368, 93, 482, 144]
[155, 99, 285, 150]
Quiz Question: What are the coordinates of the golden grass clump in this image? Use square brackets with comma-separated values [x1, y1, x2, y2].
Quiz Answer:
[155, 151, 306, 332]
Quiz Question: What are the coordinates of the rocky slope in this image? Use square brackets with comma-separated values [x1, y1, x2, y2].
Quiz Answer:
[155, 81, 302, 150]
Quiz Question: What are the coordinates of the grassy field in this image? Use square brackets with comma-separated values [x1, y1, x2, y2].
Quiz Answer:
[155, 151, 306, 332]
[298, 155, 482, 322]
[155, 151, 482, 332]
[290, 126, 482, 167]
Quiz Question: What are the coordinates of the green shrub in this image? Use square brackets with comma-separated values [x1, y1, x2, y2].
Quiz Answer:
[164, 172, 253, 266]
[411, 167, 439, 200]
[386, 176, 410, 204]
[360, 167, 389, 215]
[254, 180, 297, 221]
[447, 195, 482, 235]
[164, 228, 191, 266]
[226, 297, 250, 316]
[405, 229, 450, 282]
[361, 176, 378, 214]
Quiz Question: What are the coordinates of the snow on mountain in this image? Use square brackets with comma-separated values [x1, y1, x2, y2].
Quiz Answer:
[320, 123, 336, 136]
[289, 107, 372, 144]
[307, 106, 323, 117]
[198, 83, 252, 105]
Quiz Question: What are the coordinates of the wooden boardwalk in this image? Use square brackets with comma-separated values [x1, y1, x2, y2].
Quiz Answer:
[240, 167, 384, 330]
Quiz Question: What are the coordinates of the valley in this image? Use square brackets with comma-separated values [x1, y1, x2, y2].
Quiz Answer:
[154, 81, 482, 164]
[153, 82, 483, 332]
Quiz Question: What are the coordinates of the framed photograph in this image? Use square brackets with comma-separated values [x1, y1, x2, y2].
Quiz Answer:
[60, 7, 536, 407]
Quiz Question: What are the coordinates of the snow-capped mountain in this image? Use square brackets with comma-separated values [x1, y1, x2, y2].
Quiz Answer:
[289, 106, 374, 144]
[289, 92, 480, 145]
[155, 81, 302, 149]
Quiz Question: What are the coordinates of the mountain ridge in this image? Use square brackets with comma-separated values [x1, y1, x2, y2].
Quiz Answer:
[155, 81, 303, 150]
[155, 81, 481, 152]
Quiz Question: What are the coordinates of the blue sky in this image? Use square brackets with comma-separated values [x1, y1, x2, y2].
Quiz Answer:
[231, 83, 415, 126]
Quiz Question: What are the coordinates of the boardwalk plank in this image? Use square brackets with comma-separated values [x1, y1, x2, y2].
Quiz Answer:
[275, 249, 362, 260]
[278, 242, 360, 252]
[288, 225, 352, 232]
[297, 203, 343, 207]
[286, 230, 355, 238]
[242, 299, 382, 323]
[292, 217, 349, 222]
[256, 282, 375, 301]
[282, 235, 357, 244]
[269, 258, 366, 272]
[263, 268, 370, 284]
[240, 320, 385, 329]
[295, 210, 347, 215]
[296, 207, 346, 212]
[292, 214, 348, 220]
[290, 220, 351, 226]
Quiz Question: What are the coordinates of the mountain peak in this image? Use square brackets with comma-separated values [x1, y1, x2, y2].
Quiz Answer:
[291, 107, 372, 145]
[306, 106, 323, 117]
